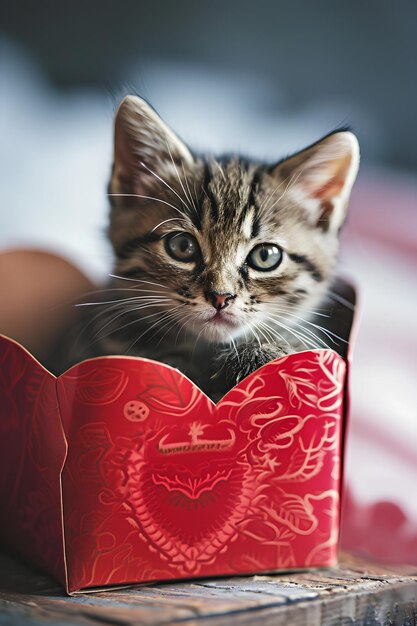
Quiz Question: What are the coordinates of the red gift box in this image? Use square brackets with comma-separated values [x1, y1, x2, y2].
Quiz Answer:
[0, 278, 356, 593]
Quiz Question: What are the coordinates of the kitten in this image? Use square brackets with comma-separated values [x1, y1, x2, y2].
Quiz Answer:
[74, 96, 359, 400]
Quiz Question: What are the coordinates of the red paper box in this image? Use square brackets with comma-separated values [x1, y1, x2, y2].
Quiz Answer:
[0, 278, 356, 593]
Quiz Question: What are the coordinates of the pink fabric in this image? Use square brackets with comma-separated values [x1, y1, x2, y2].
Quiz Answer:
[340, 169, 417, 563]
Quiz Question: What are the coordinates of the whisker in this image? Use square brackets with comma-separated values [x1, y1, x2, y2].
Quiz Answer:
[269, 314, 332, 349]
[281, 319, 331, 349]
[150, 217, 185, 233]
[126, 304, 186, 353]
[262, 301, 331, 317]
[181, 161, 199, 215]
[264, 308, 346, 345]
[302, 320, 347, 344]
[139, 160, 191, 213]
[108, 193, 186, 217]
[74, 296, 172, 348]
[251, 321, 271, 346]
[192, 321, 210, 358]
[154, 321, 180, 349]
[327, 290, 355, 311]
[90, 300, 175, 343]
[154, 308, 191, 348]
[164, 139, 194, 213]
[228, 333, 240, 364]
[174, 311, 196, 345]
[255, 319, 290, 347]
[51, 286, 150, 309]
[73, 300, 126, 348]
[76, 295, 171, 307]
[109, 274, 169, 289]
[88, 304, 181, 349]
[262, 315, 318, 350]
[245, 320, 262, 348]
[75, 296, 168, 338]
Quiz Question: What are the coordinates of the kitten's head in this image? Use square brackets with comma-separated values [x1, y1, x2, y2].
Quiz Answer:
[108, 96, 359, 345]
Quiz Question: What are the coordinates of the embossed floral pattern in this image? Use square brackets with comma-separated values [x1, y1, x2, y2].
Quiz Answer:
[0, 337, 347, 593]
[57, 351, 346, 591]
[0, 336, 67, 587]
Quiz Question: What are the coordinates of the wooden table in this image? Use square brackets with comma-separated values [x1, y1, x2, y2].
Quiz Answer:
[0, 552, 416, 625]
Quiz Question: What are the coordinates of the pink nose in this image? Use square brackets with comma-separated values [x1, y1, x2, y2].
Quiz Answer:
[205, 290, 235, 311]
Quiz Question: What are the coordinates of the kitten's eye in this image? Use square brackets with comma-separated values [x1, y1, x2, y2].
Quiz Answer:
[246, 243, 283, 271]
[165, 232, 200, 262]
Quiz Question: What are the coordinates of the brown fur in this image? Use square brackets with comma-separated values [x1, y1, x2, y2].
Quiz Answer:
[73, 96, 360, 399]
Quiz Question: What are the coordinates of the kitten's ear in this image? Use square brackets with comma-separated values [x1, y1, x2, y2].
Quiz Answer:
[271, 131, 360, 231]
[111, 95, 194, 194]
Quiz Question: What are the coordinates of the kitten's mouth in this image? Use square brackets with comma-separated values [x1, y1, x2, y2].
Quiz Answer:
[209, 310, 238, 327]
[193, 307, 244, 340]
[192, 307, 245, 341]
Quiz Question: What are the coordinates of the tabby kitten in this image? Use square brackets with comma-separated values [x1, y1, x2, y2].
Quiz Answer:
[77, 96, 359, 399]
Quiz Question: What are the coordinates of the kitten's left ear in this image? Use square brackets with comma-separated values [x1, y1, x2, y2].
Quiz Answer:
[111, 95, 194, 195]
[271, 131, 360, 231]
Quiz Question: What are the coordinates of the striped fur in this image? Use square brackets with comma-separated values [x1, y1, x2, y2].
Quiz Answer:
[80, 96, 359, 398]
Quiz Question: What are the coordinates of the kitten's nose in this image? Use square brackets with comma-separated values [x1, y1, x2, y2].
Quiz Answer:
[205, 290, 236, 310]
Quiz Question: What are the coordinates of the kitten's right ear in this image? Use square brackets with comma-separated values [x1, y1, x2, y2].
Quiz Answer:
[111, 95, 194, 195]
[270, 130, 360, 232]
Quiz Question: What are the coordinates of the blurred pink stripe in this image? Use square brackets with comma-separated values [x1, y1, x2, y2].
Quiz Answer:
[348, 170, 417, 258]
[351, 417, 417, 470]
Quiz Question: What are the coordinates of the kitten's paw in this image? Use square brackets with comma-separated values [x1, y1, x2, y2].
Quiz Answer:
[213, 342, 291, 391]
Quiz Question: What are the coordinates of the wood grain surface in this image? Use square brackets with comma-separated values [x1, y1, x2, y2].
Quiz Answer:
[0, 552, 416, 625]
